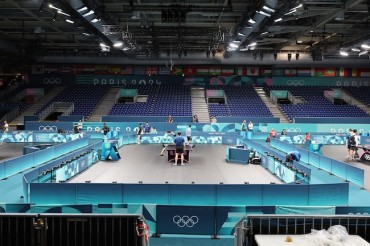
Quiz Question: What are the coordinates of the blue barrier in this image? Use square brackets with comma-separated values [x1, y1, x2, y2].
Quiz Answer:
[270, 138, 365, 188]
[244, 139, 311, 181]
[29, 183, 349, 206]
[102, 116, 192, 122]
[58, 115, 85, 122]
[216, 117, 280, 123]
[294, 117, 370, 124]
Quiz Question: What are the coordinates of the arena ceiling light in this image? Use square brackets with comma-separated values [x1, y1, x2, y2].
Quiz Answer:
[256, 10, 271, 17]
[339, 49, 349, 56]
[361, 44, 370, 49]
[351, 48, 361, 52]
[82, 10, 94, 17]
[57, 10, 70, 17]
[261, 31, 269, 36]
[262, 5, 275, 13]
[48, 4, 62, 11]
[285, 9, 296, 15]
[274, 18, 282, 22]
[229, 42, 239, 48]
[77, 6, 88, 12]
[248, 42, 257, 47]
[248, 18, 256, 24]
[359, 50, 368, 56]
[238, 32, 246, 37]
[65, 19, 74, 24]
[113, 41, 123, 47]
[91, 18, 101, 23]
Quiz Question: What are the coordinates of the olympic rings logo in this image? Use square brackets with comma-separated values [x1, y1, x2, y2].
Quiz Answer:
[39, 126, 58, 132]
[173, 215, 199, 227]
[363, 153, 370, 161]
[286, 80, 304, 86]
[43, 78, 61, 84]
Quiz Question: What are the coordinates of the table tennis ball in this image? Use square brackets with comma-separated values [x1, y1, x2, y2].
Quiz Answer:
[285, 236, 293, 242]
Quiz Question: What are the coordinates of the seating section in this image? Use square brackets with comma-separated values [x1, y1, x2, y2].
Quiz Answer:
[206, 85, 273, 117]
[109, 85, 154, 116]
[109, 85, 192, 116]
[36, 85, 109, 119]
[264, 85, 369, 120]
[344, 87, 370, 106]
[151, 85, 191, 116]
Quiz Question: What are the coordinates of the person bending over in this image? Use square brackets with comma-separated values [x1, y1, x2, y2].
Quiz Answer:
[173, 132, 185, 166]
[286, 151, 301, 163]
[160, 131, 175, 156]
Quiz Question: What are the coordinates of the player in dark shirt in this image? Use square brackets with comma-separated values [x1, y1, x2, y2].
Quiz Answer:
[173, 132, 185, 166]
[286, 151, 301, 163]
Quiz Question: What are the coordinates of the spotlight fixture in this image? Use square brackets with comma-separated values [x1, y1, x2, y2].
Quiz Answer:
[295, 53, 299, 60]
[238, 32, 246, 37]
[351, 48, 361, 52]
[82, 10, 94, 17]
[340, 49, 349, 56]
[66, 19, 74, 24]
[361, 44, 370, 49]
[256, 10, 271, 17]
[288, 53, 292, 61]
[77, 6, 88, 12]
[248, 18, 256, 24]
[113, 41, 123, 47]
[274, 18, 282, 22]
[91, 18, 101, 23]
[262, 5, 275, 12]
[229, 42, 239, 48]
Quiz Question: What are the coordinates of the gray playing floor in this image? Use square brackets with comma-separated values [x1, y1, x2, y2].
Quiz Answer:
[68, 144, 283, 184]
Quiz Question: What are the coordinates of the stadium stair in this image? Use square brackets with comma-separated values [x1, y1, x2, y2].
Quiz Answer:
[191, 86, 210, 123]
[254, 87, 290, 123]
[10, 86, 67, 125]
[340, 88, 370, 116]
[89, 87, 121, 122]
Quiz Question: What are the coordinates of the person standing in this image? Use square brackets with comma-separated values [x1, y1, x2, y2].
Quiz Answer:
[144, 122, 151, 133]
[173, 132, 185, 166]
[3, 121, 9, 133]
[137, 123, 143, 144]
[240, 119, 247, 138]
[77, 120, 83, 132]
[136, 219, 149, 246]
[186, 125, 193, 151]
[348, 129, 358, 160]
[346, 129, 353, 159]
[102, 122, 110, 135]
[248, 121, 253, 132]
[166, 115, 173, 123]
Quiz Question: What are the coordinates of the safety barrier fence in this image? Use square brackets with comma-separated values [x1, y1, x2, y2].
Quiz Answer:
[0, 213, 145, 246]
[235, 214, 370, 246]
[243, 139, 311, 182]
[270, 138, 364, 188]
[0, 136, 89, 180]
